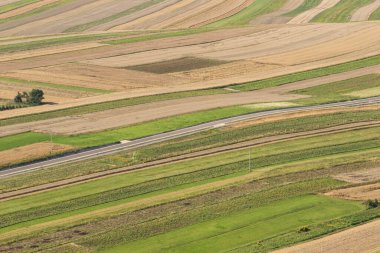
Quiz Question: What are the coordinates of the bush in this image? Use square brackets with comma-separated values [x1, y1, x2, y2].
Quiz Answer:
[366, 199, 379, 209]
[28, 89, 44, 105]
[298, 226, 310, 233]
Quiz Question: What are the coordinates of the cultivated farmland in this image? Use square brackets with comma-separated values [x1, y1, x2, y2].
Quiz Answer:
[0, 1, 380, 253]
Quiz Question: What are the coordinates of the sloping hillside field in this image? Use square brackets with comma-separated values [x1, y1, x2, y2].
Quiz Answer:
[0, 1, 379, 253]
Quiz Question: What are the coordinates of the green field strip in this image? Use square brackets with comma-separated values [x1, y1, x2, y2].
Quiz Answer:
[1, 129, 378, 229]
[103, 195, 362, 253]
[0, 0, 74, 25]
[205, 0, 288, 28]
[0, 76, 111, 94]
[228, 206, 380, 253]
[0, 132, 49, 152]
[369, 5, 380, 19]
[284, 0, 323, 17]
[312, 0, 375, 22]
[64, 0, 165, 33]
[230, 54, 380, 91]
[0, 0, 39, 14]
[294, 73, 380, 105]
[0, 178, 344, 250]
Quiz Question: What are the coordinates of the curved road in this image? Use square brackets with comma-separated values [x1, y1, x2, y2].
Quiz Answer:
[1, 96, 380, 178]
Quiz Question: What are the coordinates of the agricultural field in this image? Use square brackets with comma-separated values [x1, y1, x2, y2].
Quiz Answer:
[1, 1, 380, 253]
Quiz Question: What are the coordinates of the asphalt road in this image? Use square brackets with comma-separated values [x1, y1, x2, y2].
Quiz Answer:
[1, 96, 380, 178]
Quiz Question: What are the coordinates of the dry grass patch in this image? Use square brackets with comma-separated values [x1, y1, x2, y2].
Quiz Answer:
[0, 142, 73, 168]
[326, 183, 380, 201]
[333, 167, 380, 184]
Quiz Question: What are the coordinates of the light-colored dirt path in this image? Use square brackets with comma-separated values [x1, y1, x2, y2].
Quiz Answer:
[351, 0, 380, 21]
[0, 0, 59, 19]
[272, 220, 380, 253]
[252, 0, 304, 24]
[288, 0, 341, 24]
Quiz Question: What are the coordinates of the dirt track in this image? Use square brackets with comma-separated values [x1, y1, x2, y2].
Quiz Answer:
[287, 0, 341, 24]
[351, 0, 380, 21]
[1, 120, 379, 200]
[272, 219, 380, 253]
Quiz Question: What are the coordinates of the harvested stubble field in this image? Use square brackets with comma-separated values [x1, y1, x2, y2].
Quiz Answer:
[1, 1, 380, 253]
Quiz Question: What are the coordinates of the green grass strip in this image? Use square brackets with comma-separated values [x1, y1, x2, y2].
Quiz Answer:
[205, 0, 287, 27]
[284, 0, 323, 17]
[312, 0, 374, 22]
[103, 195, 362, 253]
[231, 53, 380, 91]
[369, 5, 380, 20]
[0, 77, 111, 94]
[230, 206, 380, 253]
[64, 0, 165, 33]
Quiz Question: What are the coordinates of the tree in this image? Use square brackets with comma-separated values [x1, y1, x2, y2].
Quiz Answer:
[27, 89, 44, 105]
[14, 92, 23, 103]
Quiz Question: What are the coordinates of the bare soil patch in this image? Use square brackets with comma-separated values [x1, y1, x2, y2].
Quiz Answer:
[0, 142, 73, 168]
[273, 219, 380, 253]
[333, 167, 380, 184]
[326, 183, 380, 200]
[127, 57, 226, 74]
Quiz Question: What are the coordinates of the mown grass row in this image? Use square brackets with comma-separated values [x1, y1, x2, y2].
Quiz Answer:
[312, 0, 374, 22]
[2, 109, 379, 191]
[284, 0, 323, 17]
[1, 135, 378, 229]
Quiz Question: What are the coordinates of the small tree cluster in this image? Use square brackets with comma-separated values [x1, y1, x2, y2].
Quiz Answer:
[14, 89, 44, 106]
